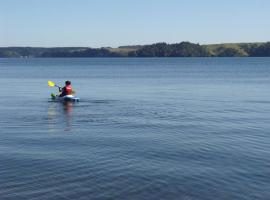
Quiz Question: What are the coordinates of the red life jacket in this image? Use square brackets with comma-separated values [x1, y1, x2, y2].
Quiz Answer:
[66, 85, 72, 95]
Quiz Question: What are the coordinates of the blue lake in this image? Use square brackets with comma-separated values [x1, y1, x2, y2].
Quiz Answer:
[1, 58, 270, 200]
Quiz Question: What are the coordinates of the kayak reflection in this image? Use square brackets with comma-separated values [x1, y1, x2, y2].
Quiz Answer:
[63, 101, 73, 116]
[47, 101, 74, 132]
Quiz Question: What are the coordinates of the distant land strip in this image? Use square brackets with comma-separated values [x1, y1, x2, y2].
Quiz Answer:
[1, 42, 270, 57]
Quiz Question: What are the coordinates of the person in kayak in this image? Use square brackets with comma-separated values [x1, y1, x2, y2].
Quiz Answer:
[59, 80, 73, 97]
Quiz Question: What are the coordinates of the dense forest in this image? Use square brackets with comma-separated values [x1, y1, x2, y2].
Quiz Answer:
[1, 42, 270, 58]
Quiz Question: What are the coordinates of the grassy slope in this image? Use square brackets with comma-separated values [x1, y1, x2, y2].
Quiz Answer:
[203, 42, 265, 56]
[107, 47, 138, 56]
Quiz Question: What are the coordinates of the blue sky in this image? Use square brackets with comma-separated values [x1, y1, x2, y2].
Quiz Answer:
[1, 0, 269, 47]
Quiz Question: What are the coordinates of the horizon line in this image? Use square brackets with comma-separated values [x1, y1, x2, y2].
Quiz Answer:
[0, 41, 268, 49]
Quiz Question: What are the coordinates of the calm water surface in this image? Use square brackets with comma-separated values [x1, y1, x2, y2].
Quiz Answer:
[1, 58, 270, 200]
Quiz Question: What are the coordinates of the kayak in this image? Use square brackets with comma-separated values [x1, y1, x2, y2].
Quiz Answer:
[51, 93, 79, 102]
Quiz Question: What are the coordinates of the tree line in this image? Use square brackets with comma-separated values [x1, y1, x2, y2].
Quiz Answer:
[1, 42, 270, 57]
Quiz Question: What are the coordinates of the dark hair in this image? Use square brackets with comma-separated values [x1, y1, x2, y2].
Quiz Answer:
[65, 80, 71, 85]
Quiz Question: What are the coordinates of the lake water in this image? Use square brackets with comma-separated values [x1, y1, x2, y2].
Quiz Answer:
[1, 58, 270, 200]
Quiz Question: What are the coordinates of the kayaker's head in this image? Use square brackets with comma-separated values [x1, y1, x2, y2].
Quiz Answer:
[65, 80, 71, 86]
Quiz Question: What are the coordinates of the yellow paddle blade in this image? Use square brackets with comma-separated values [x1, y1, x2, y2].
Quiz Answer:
[48, 81, 55, 87]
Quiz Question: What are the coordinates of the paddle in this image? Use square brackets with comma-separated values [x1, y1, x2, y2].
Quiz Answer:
[48, 80, 61, 89]
[48, 80, 76, 96]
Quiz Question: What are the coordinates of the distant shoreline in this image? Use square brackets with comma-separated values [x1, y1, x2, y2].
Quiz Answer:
[1, 41, 270, 58]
